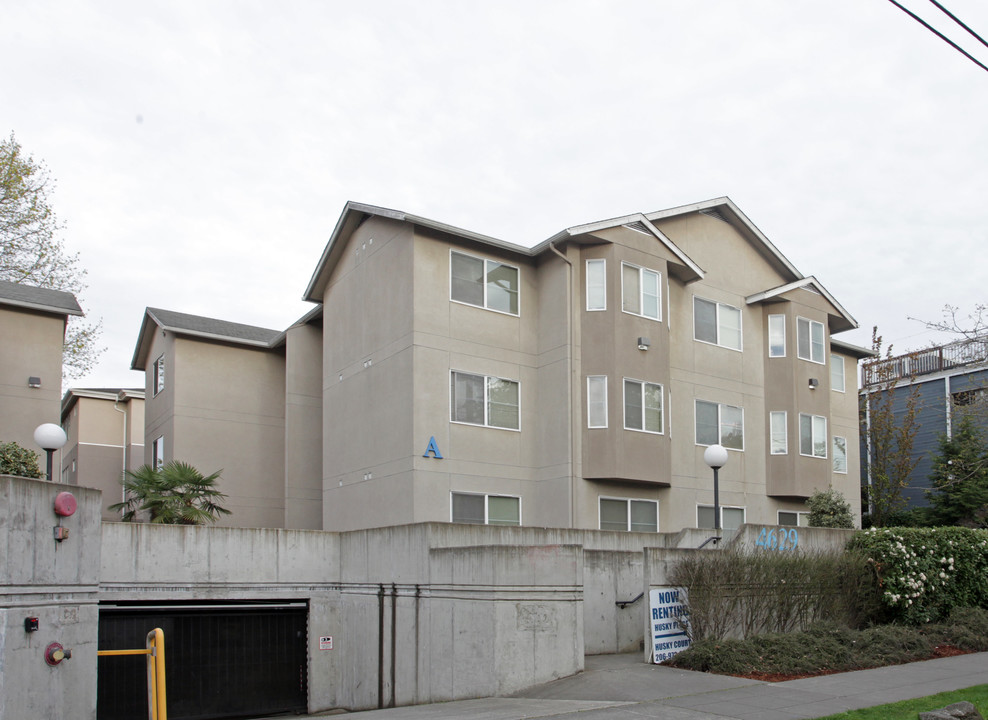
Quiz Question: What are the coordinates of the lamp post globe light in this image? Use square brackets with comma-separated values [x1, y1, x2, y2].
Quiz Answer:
[703, 444, 729, 533]
[34, 423, 67, 482]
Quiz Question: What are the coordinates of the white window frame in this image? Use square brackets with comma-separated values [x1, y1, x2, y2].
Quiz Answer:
[450, 250, 520, 316]
[831, 354, 846, 393]
[623, 378, 664, 434]
[797, 317, 825, 364]
[587, 375, 608, 428]
[598, 496, 658, 532]
[450, 371, 521, 431]
[621, 262, 662, 321]
[693, 296, 742, 351]
[697, 505, 746, 531]
[770, 411, 788, 455]
[799, 413, 828, 458]
[778, 510, 810, 527]
[152, 435, 164, 469]
[450, 491, 521, 526]
[833, 435, 848, 473]
[153, 354, 165, 396]
[586, 259, 606, 311]
[694, 400, 745, 450]
[768, 314, 786, 358]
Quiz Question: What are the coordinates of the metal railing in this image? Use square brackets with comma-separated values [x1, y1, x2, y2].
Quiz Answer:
[862, 336, 988, 386]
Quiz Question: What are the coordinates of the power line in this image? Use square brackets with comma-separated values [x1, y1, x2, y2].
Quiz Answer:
[886, 0, 988, 73]
[928, 0, 988, 51]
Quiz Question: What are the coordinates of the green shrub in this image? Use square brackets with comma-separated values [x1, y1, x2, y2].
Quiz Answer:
[0, 441, 43, 479]
[666, 607, 988, 676]
[847, 526, 988, 624]
[807, 487, 855, 528]
[668, 548, 875, 642]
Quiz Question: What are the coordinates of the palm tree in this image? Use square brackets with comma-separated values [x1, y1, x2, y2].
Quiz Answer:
[110, 461, 231, 525]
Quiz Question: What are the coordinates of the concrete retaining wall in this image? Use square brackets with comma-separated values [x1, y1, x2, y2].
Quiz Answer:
[0, 476, 102, 720]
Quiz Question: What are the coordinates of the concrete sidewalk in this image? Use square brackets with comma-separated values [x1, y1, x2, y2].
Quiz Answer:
[265, 650, 988, 719]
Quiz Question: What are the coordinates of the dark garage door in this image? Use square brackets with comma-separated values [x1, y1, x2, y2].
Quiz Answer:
[98, 601, 308, 720]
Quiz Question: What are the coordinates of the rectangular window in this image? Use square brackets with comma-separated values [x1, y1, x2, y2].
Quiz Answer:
[694, 297, 742, 350]
[624, 379, 663, 434]
[799, 413, 828, 458]
[599, 497, 658, 532]
[778, 511, 810, 527]
[697, 505, 745, 531]
[587, 375, 608, 428]
[768, 315, 786, 357]
[586, 259, 606, 311]
[152, 436, 164, 469]
[797, 317, 825, 364]
[695, 400, 744, 450]
[451, 492, 520, 526]
[621, 263, 661, 320]
[831, 354, 845, 392]
[833, 436, 848, 473]
[770, 411, 788, 454]
[153, 354, 165, 396]
[450, 250, 519, 315]
[451, 371, 520, 430]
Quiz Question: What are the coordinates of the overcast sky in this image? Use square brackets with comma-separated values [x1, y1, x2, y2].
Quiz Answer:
[6, 0, 987, 391]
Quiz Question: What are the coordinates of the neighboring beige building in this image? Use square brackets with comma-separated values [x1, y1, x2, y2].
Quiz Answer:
[130, 197, 871, 533]
[60, 388, 144, 519]
[0, 279, 82, 462]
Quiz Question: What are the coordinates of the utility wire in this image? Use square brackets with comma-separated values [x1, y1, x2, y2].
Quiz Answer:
[886, 0, 988, 73]
[928, 0, 988, 51]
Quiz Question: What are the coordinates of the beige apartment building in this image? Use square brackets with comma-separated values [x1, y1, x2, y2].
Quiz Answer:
[0, 279, 82, 456]
[60, 388, 144, 519]
[130, 197, 870, 533]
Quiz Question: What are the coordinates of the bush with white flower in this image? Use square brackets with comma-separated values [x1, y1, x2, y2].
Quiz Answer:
[848, 526, 988, 623]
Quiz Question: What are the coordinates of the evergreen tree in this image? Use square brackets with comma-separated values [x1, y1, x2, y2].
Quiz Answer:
[927, 415, 988, 527]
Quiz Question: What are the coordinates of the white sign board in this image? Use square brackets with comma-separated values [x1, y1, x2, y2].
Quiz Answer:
[319, 636, 333, 650]
[648, 587, 690, 663]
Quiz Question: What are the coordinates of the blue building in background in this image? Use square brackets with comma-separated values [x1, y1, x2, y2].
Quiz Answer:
[861, 336, 988, 510]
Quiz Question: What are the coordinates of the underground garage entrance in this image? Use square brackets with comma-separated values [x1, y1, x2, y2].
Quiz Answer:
[97, 600, 308, 720]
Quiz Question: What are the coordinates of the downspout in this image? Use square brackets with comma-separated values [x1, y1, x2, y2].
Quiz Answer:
[549, 242, 574, 527]
[113, 398, 127, 508]
[378, 584, 385, 708]
[390, 583, 397, 708]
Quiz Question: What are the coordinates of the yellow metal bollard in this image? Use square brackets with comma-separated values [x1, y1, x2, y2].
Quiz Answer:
[97, 627, 167, 720]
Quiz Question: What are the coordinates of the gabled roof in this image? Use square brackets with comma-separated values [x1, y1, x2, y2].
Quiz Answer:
[131, 307, 281, 370]
[644, 197, 803, 282]
[304, 202, 526, 302]
[0, 279, 83, 317]
[745, 276, 859, 333]
[536, 213, 705, 283]
[60, 387, 145, 422]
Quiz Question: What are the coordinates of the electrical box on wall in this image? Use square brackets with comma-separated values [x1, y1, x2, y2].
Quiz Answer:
[25, 617, 39, 632]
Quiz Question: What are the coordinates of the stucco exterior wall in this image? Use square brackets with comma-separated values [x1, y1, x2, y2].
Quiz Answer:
[285, 322, 323, 529]
[0, 306, 65, 459]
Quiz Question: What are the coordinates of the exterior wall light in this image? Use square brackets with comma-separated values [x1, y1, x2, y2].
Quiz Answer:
[637, 337, 650, 351]
[808, 378, 819, 389]
[28, 376, 42, 388]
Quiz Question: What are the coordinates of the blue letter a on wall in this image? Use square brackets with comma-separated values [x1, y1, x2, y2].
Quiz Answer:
[423, 436, 443, 459]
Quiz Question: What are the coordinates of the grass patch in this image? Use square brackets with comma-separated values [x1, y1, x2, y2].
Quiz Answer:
[810, 684, 988, 720]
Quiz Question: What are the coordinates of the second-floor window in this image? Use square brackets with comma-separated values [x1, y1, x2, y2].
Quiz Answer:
[152, 435, 164, 469]
[799, 413, 827, 458]
[153, 354, 165, 396]
[833, 436, 848, 473]
[770, 411, 788, 454]
[451, 371, 520, 430]
[450, 250, 519, 315]
[621, 263, 661, 320]
[694, 297, 742, 350]
[624, 379, 663, 434]
[695, 400, 744, 450]
[587, 376, 608, 428]
[797, 317, 825, 364]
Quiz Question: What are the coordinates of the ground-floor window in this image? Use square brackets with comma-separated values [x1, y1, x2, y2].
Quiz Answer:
[697, 505, 745, 530]
[450, 492, 520, 526]
[778, 510, 810, 527]
[599, 497, 658, 532]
